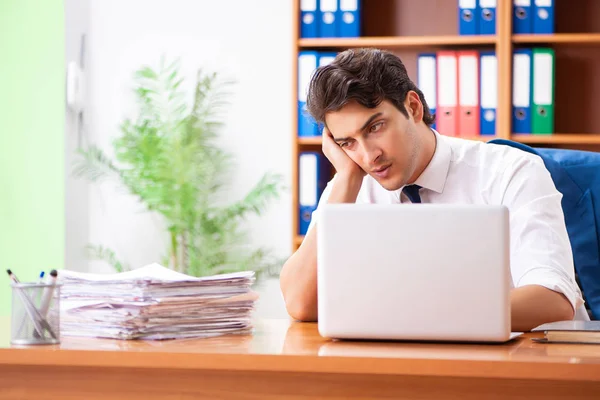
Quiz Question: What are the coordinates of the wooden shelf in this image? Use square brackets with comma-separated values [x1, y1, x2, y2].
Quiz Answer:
[298, 35, 497, 49]
[512, 134, 600, 145]
[512, 33, 600, 44]
[294, 235, 304, 246]
[298, 137, 323, 146]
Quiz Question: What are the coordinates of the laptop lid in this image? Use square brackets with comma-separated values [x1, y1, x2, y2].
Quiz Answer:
[316, 203, 512, 342]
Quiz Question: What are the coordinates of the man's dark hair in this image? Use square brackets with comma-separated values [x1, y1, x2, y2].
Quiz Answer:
[306, 48, 435, 127]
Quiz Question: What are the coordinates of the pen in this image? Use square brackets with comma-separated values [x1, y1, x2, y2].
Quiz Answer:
[40, 269, 58, 317]
[7, 269, 20, 283]
[6, 269, 46, 338]
[16, 270, 50, 337]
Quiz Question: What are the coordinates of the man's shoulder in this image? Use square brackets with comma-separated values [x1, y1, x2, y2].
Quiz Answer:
[442, 137, 559, 206]
[446, 136, 545, 173]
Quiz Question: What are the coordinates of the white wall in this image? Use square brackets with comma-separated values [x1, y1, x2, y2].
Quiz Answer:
[64, 0, 91, 272]
[84, 0, 294, 318]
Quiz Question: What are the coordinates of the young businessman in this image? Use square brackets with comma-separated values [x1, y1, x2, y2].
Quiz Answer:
[280, 48, 586, 332]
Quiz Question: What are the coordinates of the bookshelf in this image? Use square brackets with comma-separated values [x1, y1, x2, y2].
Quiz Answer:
[299, 35, 498, 47]
[512, 33, 600, 44]
[291, 0, 600, 250]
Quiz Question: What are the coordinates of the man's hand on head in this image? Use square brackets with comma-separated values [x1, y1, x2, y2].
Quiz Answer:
[322, 126, 365, 181]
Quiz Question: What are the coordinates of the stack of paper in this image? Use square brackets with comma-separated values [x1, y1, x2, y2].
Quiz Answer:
[58, 263, 258, 340]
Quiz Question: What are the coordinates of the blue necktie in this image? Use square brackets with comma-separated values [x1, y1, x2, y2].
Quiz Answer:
[402, 184, 422, 203]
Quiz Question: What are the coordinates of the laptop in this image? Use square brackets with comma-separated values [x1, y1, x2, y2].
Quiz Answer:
[316, 203, 517, 343]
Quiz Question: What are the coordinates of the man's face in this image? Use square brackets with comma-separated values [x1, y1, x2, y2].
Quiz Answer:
[325, 99, 420, 191]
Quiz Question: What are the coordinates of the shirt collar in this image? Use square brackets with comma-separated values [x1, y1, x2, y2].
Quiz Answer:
[403, 128, 452, 194]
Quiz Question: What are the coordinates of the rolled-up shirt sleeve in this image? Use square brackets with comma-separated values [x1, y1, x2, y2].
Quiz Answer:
[501, 155, 584, 313]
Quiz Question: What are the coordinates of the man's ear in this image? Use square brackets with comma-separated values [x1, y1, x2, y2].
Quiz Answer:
[405, 90, 424, 123]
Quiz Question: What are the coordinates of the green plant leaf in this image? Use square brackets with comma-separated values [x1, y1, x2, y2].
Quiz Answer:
[74, 56, 284, 278]
[85, 244, 130, 273]
[72, 146, 123, 184]
[218, 172, 286, 223]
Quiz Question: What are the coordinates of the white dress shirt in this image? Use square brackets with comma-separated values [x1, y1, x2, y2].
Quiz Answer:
[309, 129, 588, 320]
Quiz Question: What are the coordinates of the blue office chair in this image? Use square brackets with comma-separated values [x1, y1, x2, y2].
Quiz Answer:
[488, 139, 600, 320]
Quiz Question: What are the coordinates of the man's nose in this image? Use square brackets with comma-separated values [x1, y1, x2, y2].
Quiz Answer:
[363, 143, 383, 166]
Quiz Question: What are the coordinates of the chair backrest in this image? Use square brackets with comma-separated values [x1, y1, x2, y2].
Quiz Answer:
[488, 139, 600, 320]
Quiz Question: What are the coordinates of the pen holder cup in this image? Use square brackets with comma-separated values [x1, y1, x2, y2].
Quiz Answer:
[10, 282, 62, 345]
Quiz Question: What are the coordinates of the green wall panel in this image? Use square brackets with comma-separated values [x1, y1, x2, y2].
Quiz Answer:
[0, 0, 65, 317]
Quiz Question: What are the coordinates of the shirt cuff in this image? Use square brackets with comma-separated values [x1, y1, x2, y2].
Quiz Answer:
[516, 267, 584, 314]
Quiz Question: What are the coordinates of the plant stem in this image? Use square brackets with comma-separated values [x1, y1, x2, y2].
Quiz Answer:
[170, 230, 178, 272]
[181, 232, 188, 275]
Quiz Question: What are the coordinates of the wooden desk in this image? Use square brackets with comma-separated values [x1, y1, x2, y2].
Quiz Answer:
[1, 318, 600, 399]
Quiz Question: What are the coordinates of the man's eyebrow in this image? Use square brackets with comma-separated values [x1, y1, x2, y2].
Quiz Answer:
[359, 112, 383, 132]
[333, 112, 383, 143]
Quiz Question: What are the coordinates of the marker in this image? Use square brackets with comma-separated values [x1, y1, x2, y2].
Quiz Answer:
[38, 271, 45, 283]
